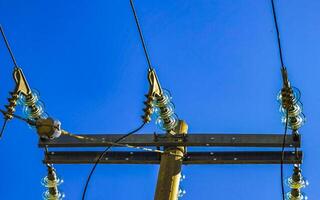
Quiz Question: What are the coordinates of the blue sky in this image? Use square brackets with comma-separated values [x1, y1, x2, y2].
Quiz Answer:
[0, 0, 319, 199]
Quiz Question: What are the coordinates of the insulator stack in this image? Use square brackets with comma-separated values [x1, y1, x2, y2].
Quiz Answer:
[285, 165, 308, 200]
[154, 90, 178, 131]
[278, 87, 305, 130]
[142, 94, 156, 123]
[41, 164, 65, 200]
[19, 89, 47, 120]
[3, 92, 19, 120]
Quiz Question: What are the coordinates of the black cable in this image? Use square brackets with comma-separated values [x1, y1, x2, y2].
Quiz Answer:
[81, 1, 162, 198]
[270, 0, 285, 68]
[0, 26, 19, 139]
[0, 109, 35, 125]
[81, 122, 146, 200]
[0, 120, 7, 139]
[0, 110, 35, 139]
[270, 1, 290, 199]
[0, 25, 18, 68]
[280, 112, 289, 200]
[129, 0, 153, 70]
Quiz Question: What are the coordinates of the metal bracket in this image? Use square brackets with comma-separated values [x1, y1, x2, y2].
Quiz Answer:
[44, 151, 303, 165]
[39, 133, 301, 148]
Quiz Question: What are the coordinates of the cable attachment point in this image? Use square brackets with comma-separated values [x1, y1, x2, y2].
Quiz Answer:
[278, 68, 305, 130]
[142, 69, 179, 131]
[0, 68, 31, 139]
[4, 68, 31, 120]
[280, 67, 295, 109]
[142, 69, 162, 123]
[36, 118, 62, 139]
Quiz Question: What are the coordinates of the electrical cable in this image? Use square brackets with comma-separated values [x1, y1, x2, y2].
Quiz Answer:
[81, 122, 146, 200]
[0, 107, 36, 139]
[0, 25, 20, 139]
[0, 109, 181, 156]
[1, 108, 152, 197]
[129, 0, 153, 70]
[270, 0, 285, 69]
[280, 112, 289, 200]
[0, 120, 7, 139]
[270, 1, 290, 199]
[62, 130, 181, 156]
[0, 25, 18, 68]
[0, 109, 34, 124]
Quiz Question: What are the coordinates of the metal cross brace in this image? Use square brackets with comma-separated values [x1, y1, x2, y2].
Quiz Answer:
[39, 133, 301, 165]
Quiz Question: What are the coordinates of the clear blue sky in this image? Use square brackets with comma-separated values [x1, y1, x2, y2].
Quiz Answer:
[0, 0, 319, 199]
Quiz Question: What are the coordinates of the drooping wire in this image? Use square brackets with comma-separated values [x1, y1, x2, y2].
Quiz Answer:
[129, 0, 153, 70]
[0, 109, 152, 198]
[0, 109, 182, 156]
[270, 1, 290, 199]
[0, 25, 18, 68]
[62, 130, 182, 156]
[81, 122, 146, 200]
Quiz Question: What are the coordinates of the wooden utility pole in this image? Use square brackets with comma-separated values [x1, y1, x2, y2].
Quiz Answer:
[154, 120, 188, 200]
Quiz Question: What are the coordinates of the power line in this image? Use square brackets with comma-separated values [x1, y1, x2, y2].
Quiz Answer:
[0, 25, 19, 139]
[129, 0, 153, 70]
[0, 120, 7, 139]
[0, 25, 18, 68]
[270, 1, 292, 199]
[81, 1, 158, 197]
[270, 0, 285, 69]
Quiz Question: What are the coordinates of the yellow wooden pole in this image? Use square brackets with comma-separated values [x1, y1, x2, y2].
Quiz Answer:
[154, 120, 188, 200]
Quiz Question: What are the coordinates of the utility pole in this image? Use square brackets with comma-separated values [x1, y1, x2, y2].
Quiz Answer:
[0, 1, 309, 199]
[154, 120, 188, 200]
